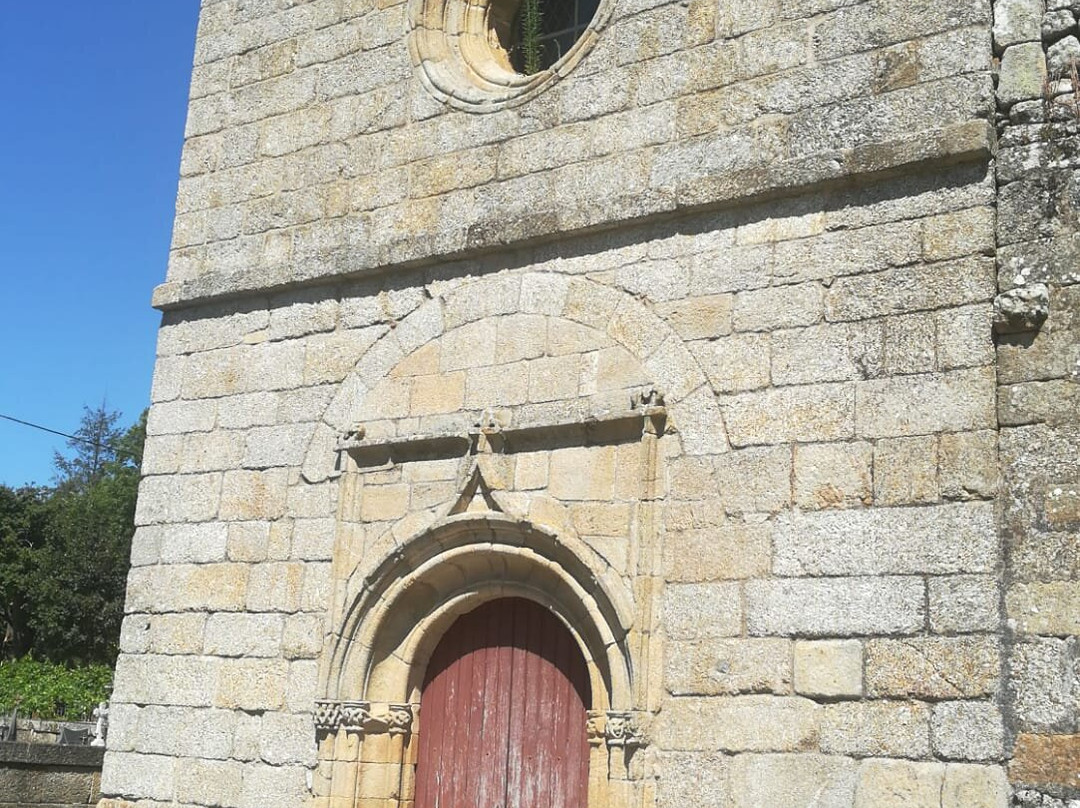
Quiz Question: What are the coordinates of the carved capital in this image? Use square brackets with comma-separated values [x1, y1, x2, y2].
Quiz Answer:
[386, 703, 415, 736]
[314, 700, 371, 732]
[586, 710, 647, 749]
[314, 701, 415, 737]
[586, 710, 607, 746]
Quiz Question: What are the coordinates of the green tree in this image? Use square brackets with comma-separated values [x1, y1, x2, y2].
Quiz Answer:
[30, 409, 145, 663]
[0, 485, 49, 658]
[0, 406, 145, 665]
[52, 403, 124, 491]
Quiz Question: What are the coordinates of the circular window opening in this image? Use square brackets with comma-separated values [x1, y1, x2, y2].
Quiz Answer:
[408, 0, 610, 110]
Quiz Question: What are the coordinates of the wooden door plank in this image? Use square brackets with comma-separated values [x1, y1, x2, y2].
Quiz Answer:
[415, 598, 591, 808]
[504, 599, 529, 808]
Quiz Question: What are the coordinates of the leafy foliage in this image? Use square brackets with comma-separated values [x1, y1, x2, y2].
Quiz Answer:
[0, 657, 113, 720]
[0, 405, 144, 666]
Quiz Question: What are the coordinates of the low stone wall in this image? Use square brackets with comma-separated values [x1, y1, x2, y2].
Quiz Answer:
[0, 743, 103, 808]
[4, 720, 96, 747]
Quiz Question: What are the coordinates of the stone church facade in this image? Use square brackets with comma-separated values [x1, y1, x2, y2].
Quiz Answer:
[100, 0, 1079, 806]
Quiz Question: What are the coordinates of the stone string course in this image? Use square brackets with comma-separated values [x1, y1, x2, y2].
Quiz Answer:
[98, 0, 1077, 806]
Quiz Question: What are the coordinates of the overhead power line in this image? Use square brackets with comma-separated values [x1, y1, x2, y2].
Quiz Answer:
[0, 413, 106, 448]
[0, 413, 137, 460]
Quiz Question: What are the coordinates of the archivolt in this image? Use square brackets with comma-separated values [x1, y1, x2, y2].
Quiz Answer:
[322, 512, 635, 711]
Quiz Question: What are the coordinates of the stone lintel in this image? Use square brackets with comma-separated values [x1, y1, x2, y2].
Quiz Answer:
[340, 398, 667, 471]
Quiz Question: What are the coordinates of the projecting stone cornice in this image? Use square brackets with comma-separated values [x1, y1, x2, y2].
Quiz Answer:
[151, 120, 994, 312]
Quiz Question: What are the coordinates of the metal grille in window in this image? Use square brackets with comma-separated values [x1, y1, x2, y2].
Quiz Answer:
[509, 0, 600, 73]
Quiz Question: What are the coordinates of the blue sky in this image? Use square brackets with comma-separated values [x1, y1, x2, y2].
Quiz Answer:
[0, 2, 200, 486]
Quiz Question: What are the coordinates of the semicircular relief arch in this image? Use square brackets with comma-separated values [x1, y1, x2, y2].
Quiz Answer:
[307, 272, 708, 808]
[301, 272, 728, 485]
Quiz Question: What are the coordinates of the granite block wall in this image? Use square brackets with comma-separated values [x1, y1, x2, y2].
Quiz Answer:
[96, 0, 1077, 805]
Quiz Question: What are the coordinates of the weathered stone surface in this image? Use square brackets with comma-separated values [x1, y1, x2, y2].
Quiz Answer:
[721, 383, 855, 447]
[865, 637, 1001, 698]
[1010, 734, 1080, 790]
[175, 757, 246, 806]
[655, 751, 729, 808]
[999, 378, 1080, 427]
[1008, 582, 1080, 635]
[689, 332, 771, 393]
[0, 765, 99, 804]
[713, 446, 792, 514]
[126, 563, 248, 614]
[726, 753, 858, 808]
[882, 312, 936, 376]
[122, 706, 236, 760]
[825, 258, 995, 323]
[821, 701, 931, 758]
[994, 0, 1046, 48]
[772, 502, 998, 576]
[855, 367, 996, 438]
[793, 640, 863, 698]
[662, 523, 771, 581]
[1047, 35, 1080, 75]
[873, 436, 939, 505]
[654, 295, 733, 340]
[732, 282, 824, 332]
[662, 583, 742, 639]
[937, 305, 994, 371]
[101, 751, 175, 802]
[1009, 639, 1075, 731]
[665, 638, 791, 696]
[998, 42, 1049, 106]
[214, 659, 290, 711]
[855, 759, 1006, 808]
[656, 696, 819, 752]
[993, 283, 1051, 334]
[943, 764, 1009, 808]
[932, 701, 1006, 761]
[772, 321, 883, 386]
[204, 613, 284, 657]
[928, 575, 1001, 633]
[792, 441, 873, 510]
[855, 759, 944, 808]
[747, 577, 925, 637]
[938, 430, 999, 501]
[112, 654, 221, 708]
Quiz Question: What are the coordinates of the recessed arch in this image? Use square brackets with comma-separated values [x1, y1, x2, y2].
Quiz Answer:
[301, 272, 728, 484]
[322, 512, 635, 713]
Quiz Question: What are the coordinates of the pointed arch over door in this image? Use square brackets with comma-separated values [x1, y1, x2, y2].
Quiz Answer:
[415, 598, 591, 808]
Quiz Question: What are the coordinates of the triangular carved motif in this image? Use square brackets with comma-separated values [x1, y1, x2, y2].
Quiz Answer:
[448, 465, 504, 515]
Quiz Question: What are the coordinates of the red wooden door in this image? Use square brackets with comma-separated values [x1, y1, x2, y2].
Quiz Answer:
[415, 598, 591, 808]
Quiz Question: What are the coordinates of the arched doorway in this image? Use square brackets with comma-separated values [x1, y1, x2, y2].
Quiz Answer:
[415, 597, 592, 808]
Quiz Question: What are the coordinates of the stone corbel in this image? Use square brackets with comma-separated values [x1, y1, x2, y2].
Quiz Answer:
[314, 700, 415, 736]
[631, 387, 667, 437]
[469, 409, 506, 454]
[586, 710, 649, 749]
[993, 283, 1050, 334]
